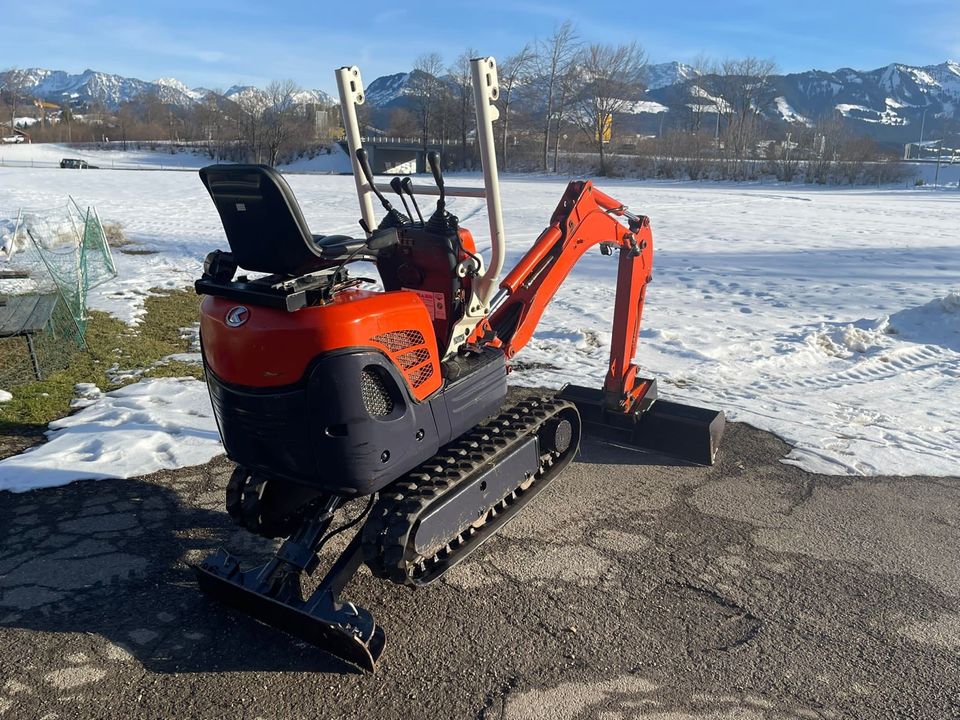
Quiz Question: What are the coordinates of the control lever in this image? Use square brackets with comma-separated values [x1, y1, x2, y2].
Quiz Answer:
[388, 177, 413, 219]
[426, 151, 448, 228]
[355, 148, 406, 226]
[400, 177, 424, 224]
[366, 227, 400, 251]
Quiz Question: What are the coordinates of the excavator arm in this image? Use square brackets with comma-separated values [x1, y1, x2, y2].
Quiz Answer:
[470, 180, 655, 415]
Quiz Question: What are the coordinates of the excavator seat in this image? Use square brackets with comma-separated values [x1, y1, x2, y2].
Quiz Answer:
[200, 164, 363, 277]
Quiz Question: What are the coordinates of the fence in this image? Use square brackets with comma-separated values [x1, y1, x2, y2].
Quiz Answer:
[0, 199, 116, 388]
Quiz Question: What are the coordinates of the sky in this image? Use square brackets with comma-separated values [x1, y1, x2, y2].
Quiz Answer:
[1, 1, 958, 92]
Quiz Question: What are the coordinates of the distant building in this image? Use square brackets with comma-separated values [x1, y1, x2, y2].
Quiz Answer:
[0, 123, 30, 143]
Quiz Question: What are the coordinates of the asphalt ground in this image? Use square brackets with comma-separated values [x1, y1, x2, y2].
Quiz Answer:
[1, 416, 958, 719]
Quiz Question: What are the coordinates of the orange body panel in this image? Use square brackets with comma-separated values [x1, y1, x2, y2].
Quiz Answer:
[200, 289, 442, 399]
[457, 227, 477, 257]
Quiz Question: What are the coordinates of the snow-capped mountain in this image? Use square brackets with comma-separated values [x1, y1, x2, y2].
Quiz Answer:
[5, 68, 335, 112]
[291, 89, 335, 106]
[363, 70, 456, 109]
[643, 62, 698, 91]
[155, 77, 205, 102]
[223, 84, 268, 110]
[364, 72, 412, 107]
[638, 60, 960, 144]
[13, 68, 164, 108]
[357, 58, 957, 144]
[771, 61, 959, 127]
[222, 84, 334, 111]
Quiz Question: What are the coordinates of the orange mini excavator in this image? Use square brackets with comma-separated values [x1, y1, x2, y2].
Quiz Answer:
[192, 57, 724, 671]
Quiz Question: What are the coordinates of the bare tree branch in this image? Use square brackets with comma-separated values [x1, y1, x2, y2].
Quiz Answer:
[571, 42, 647, 175]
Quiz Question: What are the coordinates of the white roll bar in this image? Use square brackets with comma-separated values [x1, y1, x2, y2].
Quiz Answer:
[334, 58, 506, 291]
[469, 56, 506, 306]
[334, 66, 377, 234]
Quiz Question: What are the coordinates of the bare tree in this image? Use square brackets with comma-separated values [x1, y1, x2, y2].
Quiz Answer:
[237, 92, 268, 163]
[264, 79, 301, 166]
[195, 90, 229, 159]
[551, 61, 582, 172]
[498, 44, 535, 169]
[571, 42, 647, 175]
[387, 108, 419, 138]
[536, 21, 579, 172]
[2, 68, 28, 130]
[713, 57, 777, 177]
[449, 48, 478, 169]
[684, 54, 714, 133]
[410, 53, 444, 150]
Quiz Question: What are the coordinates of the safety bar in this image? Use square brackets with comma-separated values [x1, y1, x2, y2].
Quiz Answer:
[334, 57, 506, 306]
[335, 66, 377, 234]
[371, 182, 485, 199]
[469, 56, 505, 305]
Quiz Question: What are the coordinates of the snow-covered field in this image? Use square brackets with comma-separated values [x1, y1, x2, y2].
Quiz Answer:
[0, 141, 352, 174]
[0, 161, 957, 491]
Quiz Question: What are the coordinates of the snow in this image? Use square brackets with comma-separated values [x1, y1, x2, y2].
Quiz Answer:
[278, 143, 352, 173]
[0, 162, 958, 489]
[365, 73, 413, 107]
[644, 62, 697, 91]
[0, 378, 221, 492]
[0, 390, 12, 403]
[689, 85, 730, 113]
[774, 97, 811, 125]
[155, 77, 203, 101]
[0, 141, 217, 171]
[835, 103, 872, 116]
[835, 103, 907, 126]
[0, 141, 350, 176]
[623, 100, 670, 115]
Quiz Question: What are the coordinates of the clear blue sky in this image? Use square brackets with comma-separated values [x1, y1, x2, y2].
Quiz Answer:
[2, 0, 957, 92]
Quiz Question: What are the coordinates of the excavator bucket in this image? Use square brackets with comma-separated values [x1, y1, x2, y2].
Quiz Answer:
[559, 381, 725, 466]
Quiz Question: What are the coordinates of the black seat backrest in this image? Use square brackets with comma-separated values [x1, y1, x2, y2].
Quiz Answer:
[199, 164, 326, 277]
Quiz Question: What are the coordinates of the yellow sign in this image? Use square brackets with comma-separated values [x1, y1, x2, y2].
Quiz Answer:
[597, 114, 612, 143]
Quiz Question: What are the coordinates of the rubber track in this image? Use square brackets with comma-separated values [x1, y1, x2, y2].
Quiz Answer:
[362, 395, 575, 586]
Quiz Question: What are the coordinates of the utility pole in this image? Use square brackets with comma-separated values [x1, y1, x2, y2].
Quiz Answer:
[934, 139, 943, 187]
[919, 107, 927, 149]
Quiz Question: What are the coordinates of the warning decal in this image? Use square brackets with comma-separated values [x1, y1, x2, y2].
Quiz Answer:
[403, 288, 447, 320]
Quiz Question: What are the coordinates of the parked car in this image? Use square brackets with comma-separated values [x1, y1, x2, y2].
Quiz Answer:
[59, 158, 98, 169]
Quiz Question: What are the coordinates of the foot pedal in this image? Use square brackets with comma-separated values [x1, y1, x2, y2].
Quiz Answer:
[559, 383, 724, 465]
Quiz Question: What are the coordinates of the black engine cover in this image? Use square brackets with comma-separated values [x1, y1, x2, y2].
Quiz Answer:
[204, 346, 507, 495]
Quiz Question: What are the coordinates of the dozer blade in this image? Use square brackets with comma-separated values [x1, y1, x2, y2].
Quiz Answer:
[193, 549, 385, 672]
[559, 382, 725, 465]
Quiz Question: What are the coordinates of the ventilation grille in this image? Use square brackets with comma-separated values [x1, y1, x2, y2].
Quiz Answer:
[408, 363, 434, 389]
[371, 329, 437, 393]
[372, 330, 425, 353]
[397, 348, 431, 369]
[360, 368, 394, 417]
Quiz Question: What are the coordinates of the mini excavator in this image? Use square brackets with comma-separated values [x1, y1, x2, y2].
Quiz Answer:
[192, 57, 724, 671]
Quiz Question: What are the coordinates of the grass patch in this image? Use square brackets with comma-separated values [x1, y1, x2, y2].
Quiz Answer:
[102, 221, 129, 247]
[0, 288, 202, 431]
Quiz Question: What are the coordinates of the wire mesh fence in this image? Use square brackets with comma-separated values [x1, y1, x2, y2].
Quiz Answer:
[0, 199, 116, 388]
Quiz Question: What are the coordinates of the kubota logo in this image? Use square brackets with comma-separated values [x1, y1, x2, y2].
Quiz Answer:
[225, 306, 249, 327]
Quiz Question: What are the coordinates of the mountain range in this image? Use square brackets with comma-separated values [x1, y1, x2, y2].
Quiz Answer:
[362, 60, 959, 145]
[7, 68, 335, 112]
[6, 60, 958, 145]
